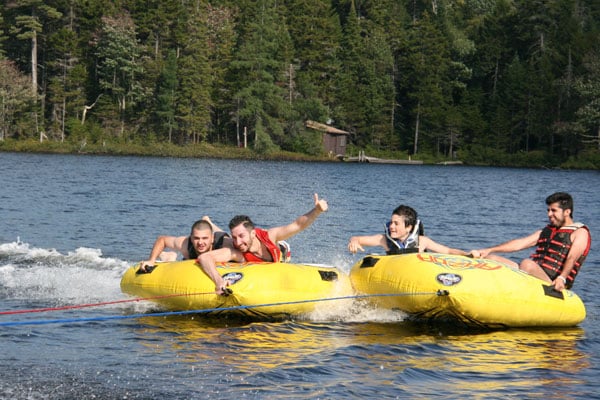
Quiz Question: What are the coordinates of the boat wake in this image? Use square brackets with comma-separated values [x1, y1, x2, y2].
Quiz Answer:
[0, 239, 408, 324]
[0, 239, 130, 309]
[308, 295, 407, 323]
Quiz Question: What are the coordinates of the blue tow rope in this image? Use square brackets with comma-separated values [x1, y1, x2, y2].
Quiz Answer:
[0, 292, 443, 327]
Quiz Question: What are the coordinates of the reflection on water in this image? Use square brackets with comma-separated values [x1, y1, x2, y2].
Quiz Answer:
[132, 314, 589, 396]
[420, 327, 589, 395]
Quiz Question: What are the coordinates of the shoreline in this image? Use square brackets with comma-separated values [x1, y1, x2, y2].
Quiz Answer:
[1, 140, 597, 170]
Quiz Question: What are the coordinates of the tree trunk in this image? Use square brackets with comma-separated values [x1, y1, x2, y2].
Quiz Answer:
[31, 31, 37, 96]
[236, 99, 240, 147]
[155, 34, 159, 59]
[492, 59, 499, 98]
[413, 101, 420, 155]
[32, 30, 40, 137]
[449, 129, 453, 158]
[61, 98, 66, 142]
[391, 62, 396, 142]
[82, 94, 102, 124]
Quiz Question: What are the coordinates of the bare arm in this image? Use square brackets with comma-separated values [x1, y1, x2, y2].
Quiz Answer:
[553, 228, 590, 289]
[268, 193, 328, 242]
[420, 236, 467, 255]
[472, 230, 541, 258]
[197, 247, 245, 294]
[141, 235, 186, 268]
[348, 234, 387, 254]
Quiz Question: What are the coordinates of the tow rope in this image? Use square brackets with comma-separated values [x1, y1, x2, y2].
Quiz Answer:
[0, 291, 445, 327]
[0, 291, 219, 315]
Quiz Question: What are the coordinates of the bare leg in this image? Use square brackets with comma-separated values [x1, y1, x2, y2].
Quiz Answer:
[485, 254, 519, 269]
[519, 259, 551, 282]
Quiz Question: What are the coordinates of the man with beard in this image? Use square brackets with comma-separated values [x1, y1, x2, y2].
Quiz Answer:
[197, 193, 328, 294]
[471, 192, 591, 291]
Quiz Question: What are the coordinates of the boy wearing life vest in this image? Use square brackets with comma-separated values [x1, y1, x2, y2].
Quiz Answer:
[471, 192, 591, 291]
[347, 205, 468, 256]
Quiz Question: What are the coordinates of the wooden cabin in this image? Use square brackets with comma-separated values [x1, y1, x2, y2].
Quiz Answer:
[305, 120, 350, 157]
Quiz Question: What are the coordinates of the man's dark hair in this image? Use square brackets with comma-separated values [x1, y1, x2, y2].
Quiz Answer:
[229, 215, 255, 230]
[546, 192, 574, 216]
[190, 219, 213, 234]
[391, 205, 418, 228]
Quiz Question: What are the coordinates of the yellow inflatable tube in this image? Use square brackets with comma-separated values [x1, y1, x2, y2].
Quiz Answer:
[121, 259, 353, 318]
[349, 253, 586, 328]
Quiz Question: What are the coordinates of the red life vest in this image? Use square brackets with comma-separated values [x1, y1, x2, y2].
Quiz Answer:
[242, 228, 282, 263]
[530, 223, 591, 289]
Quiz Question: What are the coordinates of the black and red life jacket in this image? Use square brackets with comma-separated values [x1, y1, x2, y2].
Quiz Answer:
[530, 223, 591, 289]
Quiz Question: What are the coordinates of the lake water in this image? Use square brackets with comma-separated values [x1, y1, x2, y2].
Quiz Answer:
[0, 152, 599, 399]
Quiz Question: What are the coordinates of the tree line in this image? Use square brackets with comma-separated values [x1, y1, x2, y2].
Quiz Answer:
[1, 0, 599, 165]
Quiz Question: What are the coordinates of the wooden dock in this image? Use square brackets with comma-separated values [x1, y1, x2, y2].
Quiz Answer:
[344, 151, 423, 165]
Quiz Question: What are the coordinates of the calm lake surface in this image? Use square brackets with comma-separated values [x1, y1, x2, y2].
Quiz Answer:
[1, 152, 599, 399]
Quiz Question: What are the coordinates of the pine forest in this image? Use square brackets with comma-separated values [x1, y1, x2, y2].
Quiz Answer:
[1, 0, 599, 167]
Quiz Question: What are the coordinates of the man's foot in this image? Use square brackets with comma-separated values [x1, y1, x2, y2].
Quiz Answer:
[278, 241, 291, 262]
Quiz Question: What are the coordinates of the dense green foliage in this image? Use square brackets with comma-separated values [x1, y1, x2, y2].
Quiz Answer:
[1, 0, 599, 167]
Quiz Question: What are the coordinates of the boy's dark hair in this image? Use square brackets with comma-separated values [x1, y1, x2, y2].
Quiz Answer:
[392, 205, 418, 228]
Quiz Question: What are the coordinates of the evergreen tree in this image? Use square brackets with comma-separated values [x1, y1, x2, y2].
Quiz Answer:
[205, 3, 237, 144]
[7, 1, 61, 96]
[494, 54, 531, 153]
[335, 0, 396, 149]
[283, 0, 343, 154]
[229, 0, 293, 153]
[45, 1, 92, 142]
[573, 47, 600, 151]
[129, 0, 184, 59]
[94, 11, 145, 137]
[6, 0, 61, 138]
[46, 26, 78, 141]
[364, 0, 410, 150]
[335, 0, 363, 137]
[177, 1, 212, 144]
[285, 0, 342, 120]
[502, 2, 588, 156]
[469, 0, 517, 149]
[126, 0, 187, 139]
[0, 60, 36, 140]
[0, 9, 7, 59]
[360, 25, 395, 149]
[399, 11, 451, 155]
[155, 49, 178, 142]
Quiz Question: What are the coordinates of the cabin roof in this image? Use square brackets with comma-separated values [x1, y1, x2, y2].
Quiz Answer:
[305, 120, 349, 135]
